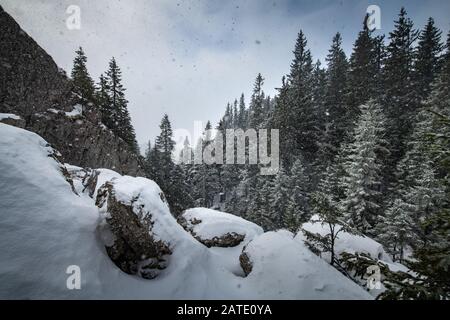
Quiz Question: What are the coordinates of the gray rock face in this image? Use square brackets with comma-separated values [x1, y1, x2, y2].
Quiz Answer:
[96, 181, 171, 279]
[239, 251, 253, 276]
[0, 5, 144, 176]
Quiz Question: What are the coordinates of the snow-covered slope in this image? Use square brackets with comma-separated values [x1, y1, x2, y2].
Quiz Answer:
[0, 123, 372, 299]
[297, 215, 392, 263]
[242, 231, 372, 299]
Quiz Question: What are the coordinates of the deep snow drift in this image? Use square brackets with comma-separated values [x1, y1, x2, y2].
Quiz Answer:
[0, 123, 371, 299]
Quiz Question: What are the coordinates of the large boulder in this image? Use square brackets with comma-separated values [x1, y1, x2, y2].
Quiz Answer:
[95, 176, 172, 279]
[178, 208, 263, 248]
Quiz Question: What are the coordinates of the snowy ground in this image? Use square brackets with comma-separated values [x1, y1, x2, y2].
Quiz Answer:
[297, 215, 408, 273]
[0, 123, 372, 299]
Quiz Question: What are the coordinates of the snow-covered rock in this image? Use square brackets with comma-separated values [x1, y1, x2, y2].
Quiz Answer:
[178, 208, 263, 247]
[239, 230, 372, 299]
[297, 215, 393, 264]
[0, 113, 25, 128]
[95, 176, 173, 279]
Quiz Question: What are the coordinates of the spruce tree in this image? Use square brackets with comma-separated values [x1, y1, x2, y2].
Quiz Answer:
[273, 30, 319, 168]
[71, 47, 95, 102]
[324, 32, 349, 153]
[414, 17, 443, 102]
[341, 102, 389, 234]
[347, 15, 384, 113]
[104, 57, 139, 152]
[155, 114, 175, 179]
[190, 121, 221, 207]
[248, 73, 265, 129]
[376, 198, 416, 262]
[380, 112, 450, 300]
[96, 73, 113, 128]
[232, 99, 239, 128]
[237, 93, 247, 129]
[383, 7, 419, 165]
[287, 159, 310, 224]
[269, 166, 290, 229]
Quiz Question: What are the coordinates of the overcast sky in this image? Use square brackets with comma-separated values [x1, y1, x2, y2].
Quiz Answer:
[1, 0, 449, 152]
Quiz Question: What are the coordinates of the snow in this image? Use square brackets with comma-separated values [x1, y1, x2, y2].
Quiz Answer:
[0, 113, 21, 121]
[243, 230, 372, 299]
[297, 215, 393, 264]
[0, 123, 372, 299]
[182, 208, 263, 242]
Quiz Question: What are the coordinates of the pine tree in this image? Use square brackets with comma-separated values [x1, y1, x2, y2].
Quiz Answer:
[190, 121, 221, 207]
[273, 30, 319, 168]
[226, 168, 252, 217]
[232, 99, 239, 128]
[155, 114, 175, 179]
[144, 140, 153, 175]
[268, 166, 290, 229]
[311, 60, 327, 112]
[347, 14, 384, 114]
[380, 112, 450, 299]
[167, 164, 194, 215]
[104, 57, 139, 152]
[71, 47, 95, 102]
[341, 102, 389, 234]
[245, 176, 272, 230]
[149, 114, 194, 214]
[248, 73, 265, 129]
[414, 17, 443, 102]
[383, 7, 419, 165]
[237, 93, 247, 129]
[396, 43, 450, 297]
[283, 196, 302, 233]
[96, 73, 113, 128]
[324, 32, 349, 154]
[312, 60, 334, 177]
[224, 103, 233, 128]
[376, 198, 416, 262]
[287, 159, 310, 224]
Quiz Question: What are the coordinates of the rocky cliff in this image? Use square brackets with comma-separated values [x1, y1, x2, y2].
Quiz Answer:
[0, 5, 144, 175]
